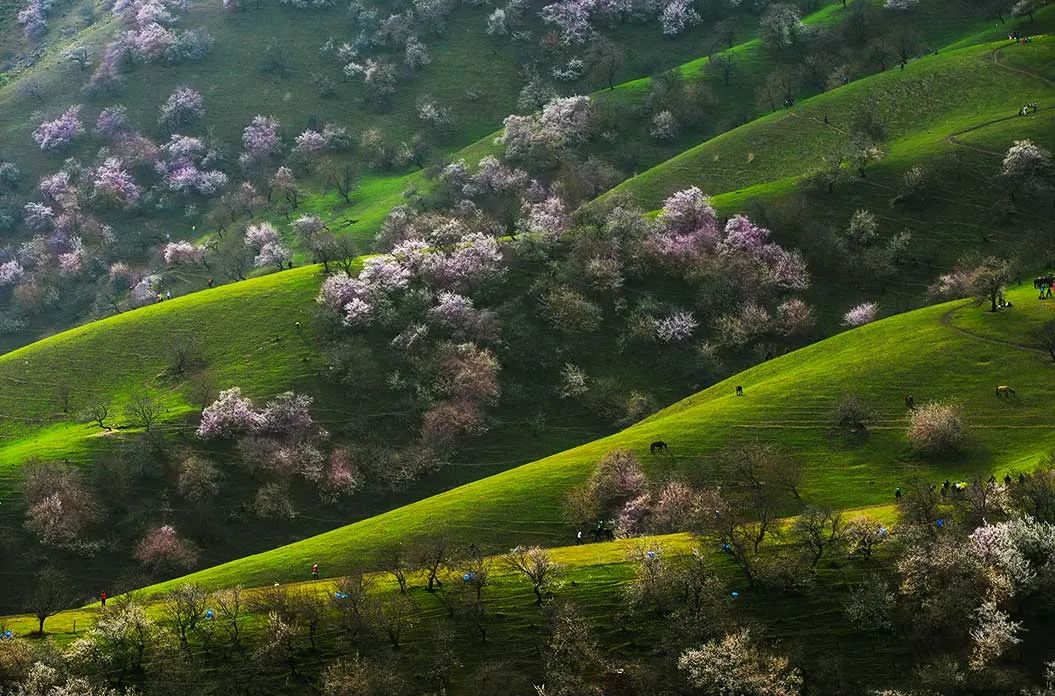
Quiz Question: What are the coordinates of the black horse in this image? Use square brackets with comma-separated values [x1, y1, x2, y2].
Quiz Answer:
[650, 441, 668, 455]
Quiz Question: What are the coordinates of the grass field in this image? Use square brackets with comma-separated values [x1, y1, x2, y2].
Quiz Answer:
[104, 283, 1055, 596]
[8, 284, 1051, 689]
[1, 24, 1053, 605]
[0, 508, 912, 691]
[596, 34, 1055, 212]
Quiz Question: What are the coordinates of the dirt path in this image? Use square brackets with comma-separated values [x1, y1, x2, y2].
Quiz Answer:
[940, 301, 1046, 355]
[945, 41, 1054, 155]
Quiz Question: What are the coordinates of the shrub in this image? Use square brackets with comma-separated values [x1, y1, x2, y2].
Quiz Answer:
[650, 110, 679, 141]
[134, 525, 198, 572]
[253, 482, 297, 520]
[22, 460, 100, 548]
[831, 393, 875, 434]
[842, 302, 878, 327]
[158, 86, 204, 129]
[844, 578, 894, 631]
[678, 629, 803, 694]
[539, 286, 603, 333]
[907, 401, 968, 456]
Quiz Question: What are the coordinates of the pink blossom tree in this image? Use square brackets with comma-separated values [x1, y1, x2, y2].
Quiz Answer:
[660, 0, 699, 37]
[420, 399, 485, 447]
[239, 115, 282, 170]
[518, 196, 569, 238]
[134, 525, 198, 572]
[22, 461, 100, 548]
[1001, 139, 1053, 199]
[18, 0, 50, 42]
[163, 240, 205, 265]
[655, 311, 698, 343]
[96, 105, 132, 139]
[319, 449, 364, 502]
[0, 260, 25, 286]
[32, 106, 85, 152]
[196, 386, 263, 439]
[23, 203, 55, 231]
[93, 158, 141, 208]
[258, 391, 325, 441]
[843, 302, 878, 327]
[244, 222, 290, 269]
[158, 86, 205, 129]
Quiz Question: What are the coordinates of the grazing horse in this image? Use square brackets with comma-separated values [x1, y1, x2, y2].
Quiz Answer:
[735, 385, 744, 397]
[905, 394, 915, 409]
[997, 385, 1016, 398]
[650, 441, 668, 455]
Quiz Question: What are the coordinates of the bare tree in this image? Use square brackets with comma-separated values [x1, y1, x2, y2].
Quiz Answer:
[712, 51, 735, 86]
[502, 546, 561, 605]
[414, 537, 451, 592]
[16, 79, 46, 103]
[167, 338, 204, 376]
[26, 567, 75, 635]
[585, 36, 625, 90]
[163, 584, 211, 647]
[385, 547, 410, 594]
[791, 507, 845, 568]
[188, 371, 216, 416]
[322, 159, 358, 204]
[456, 549, 492, 641]
[291, 588, 329, 651]
[332, 572, 376, 641]
[215, 586, 245, 653]
[376, 593, 415, 649]
[125, 392, 166, 431]
[723, 443, 799, 552]
[64, 46, 92, 71]
[85, 399, 112, 431]
[56, 385, 73, 415]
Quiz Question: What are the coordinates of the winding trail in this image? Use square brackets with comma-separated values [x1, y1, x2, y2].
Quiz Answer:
[945, 40, 1054, 155]
[940, 301, 1046, 355]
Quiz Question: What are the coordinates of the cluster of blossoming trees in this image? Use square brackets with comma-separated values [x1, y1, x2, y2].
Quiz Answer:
[6, 440, 1054, 694]
[196, 388, 362, 514]
[89, 0, 213, 95]
[1, 76, 359, 326]
[302, 132, 814, 487]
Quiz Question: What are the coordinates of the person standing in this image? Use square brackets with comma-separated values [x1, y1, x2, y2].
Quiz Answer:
[311, 563, 319, 580]
[100, 592, 107, 608]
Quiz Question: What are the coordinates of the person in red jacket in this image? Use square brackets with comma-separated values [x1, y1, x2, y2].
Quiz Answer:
[100, 592, 107, 608]
[311, 563, 319, 580]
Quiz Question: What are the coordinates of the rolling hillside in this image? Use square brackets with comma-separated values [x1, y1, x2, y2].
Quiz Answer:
[1, 24, 1053, 605]
[596, 34, 1055, 211]
[131, 282, 1055, 594]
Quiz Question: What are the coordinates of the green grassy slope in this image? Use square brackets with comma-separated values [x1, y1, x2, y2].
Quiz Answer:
[595, 34, 1055, 212]
[135, 283, 1055, 594]
[0, 264, 327, 482]
[0, 0, 746, 209]
[5, 1, 1014, 478]
[0, 518, 912, 690]
[308, 0, 1033, 246]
